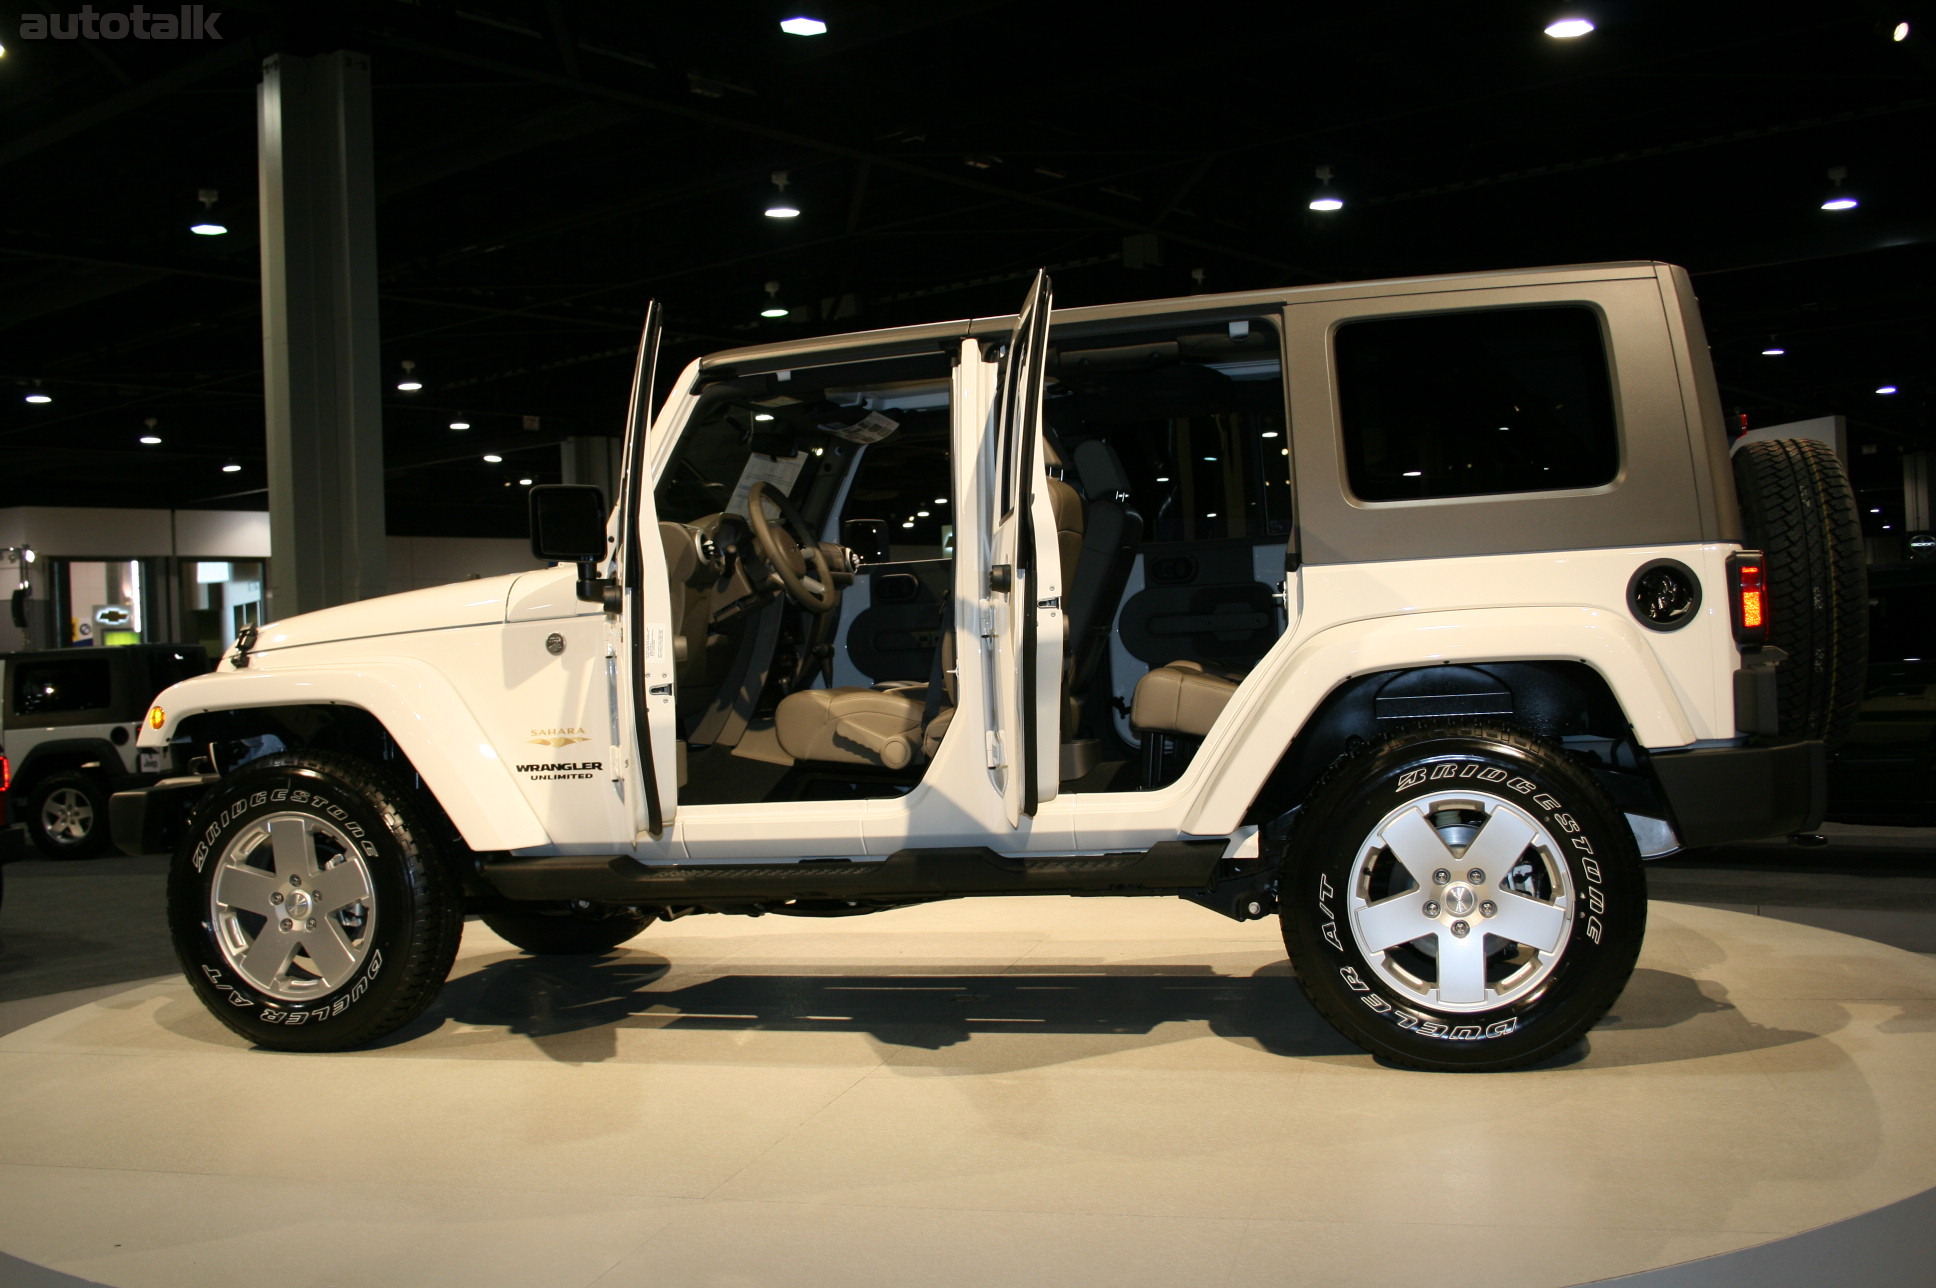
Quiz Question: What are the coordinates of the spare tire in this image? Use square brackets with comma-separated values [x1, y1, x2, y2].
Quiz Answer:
[1731, 438, 1868, 745]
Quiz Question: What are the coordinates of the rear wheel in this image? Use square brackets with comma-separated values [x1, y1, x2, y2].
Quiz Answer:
[1733, 438, 1868, 745]
[1281, 724, 1645, 1072]
[28, 771, 114, 859]
[481, 905, 653, 955]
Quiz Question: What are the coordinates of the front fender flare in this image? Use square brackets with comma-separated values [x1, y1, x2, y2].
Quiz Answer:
[1179, 607, 1701, 837]
[139, 663, 550, 852]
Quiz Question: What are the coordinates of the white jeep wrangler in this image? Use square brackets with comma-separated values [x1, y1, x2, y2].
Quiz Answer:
[118, 263, 1865, 1071]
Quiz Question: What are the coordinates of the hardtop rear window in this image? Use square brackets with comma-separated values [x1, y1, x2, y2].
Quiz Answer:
[1335, 304, 1619, 502]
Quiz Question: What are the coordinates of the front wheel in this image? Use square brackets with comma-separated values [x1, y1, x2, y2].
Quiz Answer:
[1280, 724, 1645, 1072]
[167, 752, 464, 1052]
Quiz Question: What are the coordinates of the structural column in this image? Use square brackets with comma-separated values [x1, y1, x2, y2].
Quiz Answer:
[258, 50, 385, 619]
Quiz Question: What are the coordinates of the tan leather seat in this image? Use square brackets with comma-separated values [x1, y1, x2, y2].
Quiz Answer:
[1130, 661, 1242, 737]
[775, 686, 927, 769]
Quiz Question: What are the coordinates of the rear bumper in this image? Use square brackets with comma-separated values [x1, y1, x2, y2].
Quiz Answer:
[1650, 740, 1826, 849]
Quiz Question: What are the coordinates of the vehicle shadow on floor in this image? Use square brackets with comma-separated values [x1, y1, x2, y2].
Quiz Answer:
[376, 954, 1817, 1071]
[394, 952, 1368, 1066]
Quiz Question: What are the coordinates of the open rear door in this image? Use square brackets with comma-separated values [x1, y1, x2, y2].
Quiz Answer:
[980, 270, 1058, 825]
[616, 301, 679, 834]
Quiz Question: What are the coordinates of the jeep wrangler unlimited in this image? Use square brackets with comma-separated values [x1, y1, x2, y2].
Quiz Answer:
[116, 263, 1863, 1071]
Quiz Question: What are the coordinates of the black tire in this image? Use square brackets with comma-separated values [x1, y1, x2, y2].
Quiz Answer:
[1732, 438, 1868, 745]
[28, 770, 115, 859]
[481, 906, 653, 955]
[166, 752, 464, 1052]
[1280, 724, 1645, 1072]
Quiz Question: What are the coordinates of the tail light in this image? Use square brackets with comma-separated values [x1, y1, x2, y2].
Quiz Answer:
[1727, 551, 1769, 645]
[1, 752, 9, 793]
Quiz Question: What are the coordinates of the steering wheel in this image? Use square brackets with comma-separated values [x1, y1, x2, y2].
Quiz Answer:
[746, 481, 842, 615]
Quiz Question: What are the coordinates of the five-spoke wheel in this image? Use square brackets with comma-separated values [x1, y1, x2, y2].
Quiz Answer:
[168, 752, 463, 1051]
[1281, 723, 1645, 1072]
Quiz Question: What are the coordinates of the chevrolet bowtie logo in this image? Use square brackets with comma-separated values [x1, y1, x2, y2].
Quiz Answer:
[527, 735, 590, 748]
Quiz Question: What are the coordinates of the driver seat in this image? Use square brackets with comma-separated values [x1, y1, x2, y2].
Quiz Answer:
[774, 471, 1083, 773]
[773, 598, 960, 772]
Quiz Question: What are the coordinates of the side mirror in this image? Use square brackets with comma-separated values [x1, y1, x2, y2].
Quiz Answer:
[842, 519, 891, 566]
[528, 484, 610, 604]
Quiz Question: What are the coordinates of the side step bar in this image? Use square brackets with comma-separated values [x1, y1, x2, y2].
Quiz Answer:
[481, 840, 1227, 905]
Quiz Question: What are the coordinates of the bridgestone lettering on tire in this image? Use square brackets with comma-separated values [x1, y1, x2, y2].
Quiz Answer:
[1280, 724, 1645, 1072]
[167, 752, 463, 1052]
[1732, 437, 1868, 745]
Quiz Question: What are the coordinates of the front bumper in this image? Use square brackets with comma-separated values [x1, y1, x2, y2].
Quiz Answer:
[1650, 739, 1826, 849]
[109, 774, 219, 857]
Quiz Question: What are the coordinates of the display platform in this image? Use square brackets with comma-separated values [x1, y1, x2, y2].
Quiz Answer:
[2, 896, 1934, 1288]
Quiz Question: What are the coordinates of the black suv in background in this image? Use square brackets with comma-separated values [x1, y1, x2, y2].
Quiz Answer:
[1, 645, 209, 859]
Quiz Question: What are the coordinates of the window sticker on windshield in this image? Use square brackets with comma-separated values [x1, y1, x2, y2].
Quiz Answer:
[726, 451, 807, 518]
[823, 410, 900, 444]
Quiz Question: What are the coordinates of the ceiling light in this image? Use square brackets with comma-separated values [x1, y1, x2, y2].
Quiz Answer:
[397, 359, 423, 392]
[518, 477, 533, 486]
[1544, 16, 1595, 38]
[1871, 508, 1883, 514]
[1155, 476, 1170, 482]
[761, 306, 789, 318]
[190, 188, 227, 236]
[1308, 164, 1344, 212]
[754, 413, 775, 421]
[1403, 470, 1424, 477]
[1877, 385, 1899, 394]
[1261, 431, 1280, 438]
[1893, 21, 1910, 41]
[23, 389, 51, 404]
[779, 16, 827, 36]
[1761, 346, 1785, 356]
[917, 510, 931, 517]
[934, 497, 947, 504]
[449, 420, 470, 430]
[765, 170, 800, 218]
[222, 463, 241, 473]
[140, 435, 162, 445]
[483, 454, 503, 463]
[760, 280, 789, 318]
[1821, 165, 1859, 211]
[901, 521, 915, 529]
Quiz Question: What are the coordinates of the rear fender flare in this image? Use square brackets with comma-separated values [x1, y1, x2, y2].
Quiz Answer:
[139, 664, 550, 852]
[1179, 607, 1699, 837]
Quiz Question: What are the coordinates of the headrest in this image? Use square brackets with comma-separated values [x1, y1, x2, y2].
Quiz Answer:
[1073, 439, 1131, 501]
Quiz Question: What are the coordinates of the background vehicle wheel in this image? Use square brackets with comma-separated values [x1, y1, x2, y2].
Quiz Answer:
[1732, 437, 1868, 745]
[28, 771, 115, 859]
[481, 906, 654, 955]
[1280, 723, 1645, 1072]
[166, 752, 464, 1052]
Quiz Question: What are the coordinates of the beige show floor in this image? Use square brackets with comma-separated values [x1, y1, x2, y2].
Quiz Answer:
[2, 897, 1934, 1288]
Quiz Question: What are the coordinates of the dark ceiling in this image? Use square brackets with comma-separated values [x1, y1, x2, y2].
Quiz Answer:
[1, 0, 1932, 537]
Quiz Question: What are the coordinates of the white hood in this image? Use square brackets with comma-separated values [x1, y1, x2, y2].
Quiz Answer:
[248, 573, 527, 654]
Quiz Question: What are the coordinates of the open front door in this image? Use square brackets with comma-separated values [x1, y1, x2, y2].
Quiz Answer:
[980, 270, 1059, 825]
[616, 302, 679, 835]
